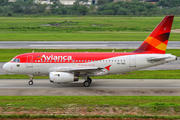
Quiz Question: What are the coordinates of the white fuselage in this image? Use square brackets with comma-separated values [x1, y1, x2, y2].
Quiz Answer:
[3, 54, 177, 77]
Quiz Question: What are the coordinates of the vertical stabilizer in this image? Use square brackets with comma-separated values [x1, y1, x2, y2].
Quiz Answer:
[134, 15, 174, 54]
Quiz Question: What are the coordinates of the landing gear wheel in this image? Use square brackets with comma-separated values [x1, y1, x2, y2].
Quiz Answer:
[28, 81, 33, 85]
[88, 78, 92, 84]
[83, 81, 90, 87]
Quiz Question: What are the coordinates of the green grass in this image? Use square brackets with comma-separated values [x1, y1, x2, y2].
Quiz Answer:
[1, 70, 180, 79]
[0, 16, 180, 41]
[0, 49, 179, 62]
[0, 96, 180, 106]
[0, 31, 179, 41]
[0, 16, 180, 30]
[1, 96, 180, 116]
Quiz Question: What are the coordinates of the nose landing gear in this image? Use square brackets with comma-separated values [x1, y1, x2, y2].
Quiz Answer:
[28, 76, 34, 85]
[28, 80, 33, 85]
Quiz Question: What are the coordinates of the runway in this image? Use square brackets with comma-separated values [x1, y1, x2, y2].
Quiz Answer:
[0, 79, 180, 96]
[0, 41, 180, 49]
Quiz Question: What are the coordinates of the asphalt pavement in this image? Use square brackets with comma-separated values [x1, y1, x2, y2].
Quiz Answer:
[0, 79, 180, 96]
[0, 41, 180, 49]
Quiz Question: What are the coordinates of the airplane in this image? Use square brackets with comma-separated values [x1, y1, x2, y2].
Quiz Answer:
[3, 15, 177, 87]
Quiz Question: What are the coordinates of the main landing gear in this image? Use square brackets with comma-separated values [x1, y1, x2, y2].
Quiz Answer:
[28, 76, 34, 85]
[83, 77, 92, 87]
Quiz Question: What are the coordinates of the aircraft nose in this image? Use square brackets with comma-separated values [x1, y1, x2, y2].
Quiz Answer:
[3, 62, 10, 72]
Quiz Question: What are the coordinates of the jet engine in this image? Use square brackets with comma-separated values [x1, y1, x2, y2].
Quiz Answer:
[49, 72, 79, 83]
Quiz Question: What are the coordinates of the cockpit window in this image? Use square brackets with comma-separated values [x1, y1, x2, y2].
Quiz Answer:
[11, 58, 20, 62]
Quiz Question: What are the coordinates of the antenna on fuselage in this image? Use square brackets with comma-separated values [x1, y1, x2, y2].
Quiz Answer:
[32, 50, 34, 53]
[112, 50, 114, 53]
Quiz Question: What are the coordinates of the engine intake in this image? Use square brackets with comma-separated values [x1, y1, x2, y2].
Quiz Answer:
[49, 72, 79, 83]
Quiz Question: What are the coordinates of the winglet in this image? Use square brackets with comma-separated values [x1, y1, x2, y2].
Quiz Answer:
[105, 65, 111, 71]
[133, 15, 174, 54]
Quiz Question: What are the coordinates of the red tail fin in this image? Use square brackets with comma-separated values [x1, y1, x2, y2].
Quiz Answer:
[134, 15, 174, 54]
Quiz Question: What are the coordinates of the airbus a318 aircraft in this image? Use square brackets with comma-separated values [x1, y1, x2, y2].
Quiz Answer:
[3, 15, 177, 87]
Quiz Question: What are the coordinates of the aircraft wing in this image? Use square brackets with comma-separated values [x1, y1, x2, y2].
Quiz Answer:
[55, 65, 111, 75]
[57, 67, 104, 72]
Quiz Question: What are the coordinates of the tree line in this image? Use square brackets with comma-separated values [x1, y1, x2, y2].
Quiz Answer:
[0, 0, 180, 16]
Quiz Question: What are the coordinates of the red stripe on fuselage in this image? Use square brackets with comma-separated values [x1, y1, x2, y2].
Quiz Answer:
[13, 52, 138, 63]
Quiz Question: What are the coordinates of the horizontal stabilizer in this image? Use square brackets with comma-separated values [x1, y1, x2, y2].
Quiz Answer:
[147, 56, 170, 61]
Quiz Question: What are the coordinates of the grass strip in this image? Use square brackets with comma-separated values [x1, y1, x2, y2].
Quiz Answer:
[0, 16, 180, 31]
[0, 32, 179, 41]
[1, 70, 180, 79]
[0, 96, 180, 106]
[0, 115, 180, 119]
[0, 49, 180, 62]
[0, 16, 180, 41]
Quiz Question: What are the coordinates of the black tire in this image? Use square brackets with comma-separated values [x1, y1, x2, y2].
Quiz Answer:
[83, 81, 90, 87]
[28, 81, 33, 85]
[88, 78, 92, 84]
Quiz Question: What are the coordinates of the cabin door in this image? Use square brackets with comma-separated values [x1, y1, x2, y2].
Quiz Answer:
[129, 55, 136, 67]
[26, 55, 33, 68]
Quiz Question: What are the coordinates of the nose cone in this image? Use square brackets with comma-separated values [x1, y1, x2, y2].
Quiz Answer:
[3, 62, 10, 72]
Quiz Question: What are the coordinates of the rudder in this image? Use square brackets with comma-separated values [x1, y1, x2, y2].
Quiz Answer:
[134, 15, 174, 54]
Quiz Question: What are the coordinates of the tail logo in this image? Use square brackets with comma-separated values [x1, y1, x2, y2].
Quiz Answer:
[134, 15, 174, 54]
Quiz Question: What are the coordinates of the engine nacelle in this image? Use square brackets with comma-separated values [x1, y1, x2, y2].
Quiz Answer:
[49, 72, 79, 83]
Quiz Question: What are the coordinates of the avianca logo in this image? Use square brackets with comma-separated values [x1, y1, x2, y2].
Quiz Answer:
[37, 55, 72, 61]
